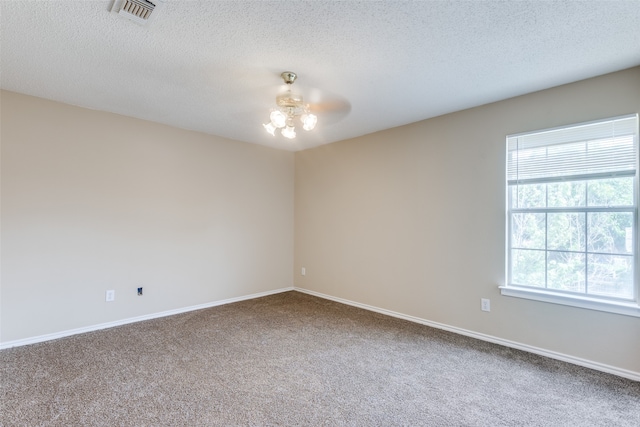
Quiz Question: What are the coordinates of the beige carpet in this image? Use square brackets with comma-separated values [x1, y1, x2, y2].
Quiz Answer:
[1, 291, 639, 426]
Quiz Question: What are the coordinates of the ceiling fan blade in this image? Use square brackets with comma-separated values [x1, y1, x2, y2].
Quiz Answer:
[308, 99, 351, 124]
[305, 87, 351, 124]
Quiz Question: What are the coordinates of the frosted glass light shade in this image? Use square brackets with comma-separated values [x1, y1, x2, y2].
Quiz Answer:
[281, 126, 296, 139]
[270, 110, 287, 128]
[302, 113, 317, 131]
[263, 122, 276, 136]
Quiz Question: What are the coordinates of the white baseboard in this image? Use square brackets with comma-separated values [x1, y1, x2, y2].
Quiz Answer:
[5, 285, 638, 382]
[0, 286, 294, 350]
[294, 287, 640, 382]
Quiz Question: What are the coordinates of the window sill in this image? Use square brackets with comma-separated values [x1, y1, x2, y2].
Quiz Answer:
[499, 286, 640, 318]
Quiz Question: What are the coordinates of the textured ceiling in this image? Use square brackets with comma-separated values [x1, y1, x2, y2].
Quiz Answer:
[1, 1, 639, 152]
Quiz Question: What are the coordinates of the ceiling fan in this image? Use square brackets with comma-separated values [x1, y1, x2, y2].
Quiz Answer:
[263, 71, 350, 139]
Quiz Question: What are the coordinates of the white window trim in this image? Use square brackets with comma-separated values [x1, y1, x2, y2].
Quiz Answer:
[504, 114, 640, 317]
[499, 285, 640, 317]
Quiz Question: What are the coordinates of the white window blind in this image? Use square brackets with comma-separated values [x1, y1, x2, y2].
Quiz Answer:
[507, 115, 638, 185]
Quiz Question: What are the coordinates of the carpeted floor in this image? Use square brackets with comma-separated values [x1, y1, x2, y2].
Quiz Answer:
[1, 291, 639, 426]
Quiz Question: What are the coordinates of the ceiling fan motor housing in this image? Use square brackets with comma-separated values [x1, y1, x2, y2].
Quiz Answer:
[276, 91, 305, 115]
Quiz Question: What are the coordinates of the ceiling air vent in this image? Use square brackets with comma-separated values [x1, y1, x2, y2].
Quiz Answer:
[111, 0, 163, 26]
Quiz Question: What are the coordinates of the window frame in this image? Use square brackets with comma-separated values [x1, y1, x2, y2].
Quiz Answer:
[501, 114, 640, 317]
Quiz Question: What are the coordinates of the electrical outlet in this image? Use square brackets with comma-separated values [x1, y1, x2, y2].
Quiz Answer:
[481, 298, 490, 312]
[301, 267, 306, 276]
[137, 287, 143, 296]
[106, 290, 115, 302]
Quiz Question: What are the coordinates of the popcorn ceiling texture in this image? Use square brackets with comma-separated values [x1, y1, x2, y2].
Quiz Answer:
[1, 292, 639, 426]
[1, 1, 639, 151]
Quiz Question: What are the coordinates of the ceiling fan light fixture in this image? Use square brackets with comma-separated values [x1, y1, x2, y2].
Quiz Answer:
[264, 71, 318, 139]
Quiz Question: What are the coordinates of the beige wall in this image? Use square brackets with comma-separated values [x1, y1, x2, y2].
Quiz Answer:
[2, 68, 639, 375]
[1, 90, 294, 342]
[294, 67, 640, 374]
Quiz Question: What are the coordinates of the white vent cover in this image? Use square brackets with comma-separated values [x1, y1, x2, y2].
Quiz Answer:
[111, 0, 163, 25]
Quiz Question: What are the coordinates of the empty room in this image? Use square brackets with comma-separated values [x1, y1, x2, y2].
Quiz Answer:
[1, 1, 639, 426]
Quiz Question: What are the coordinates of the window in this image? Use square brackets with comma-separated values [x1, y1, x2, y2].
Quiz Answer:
[502, 115, 640, 316]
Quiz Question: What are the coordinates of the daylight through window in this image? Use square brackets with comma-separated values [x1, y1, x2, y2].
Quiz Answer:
[506, 115, 639, 304]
